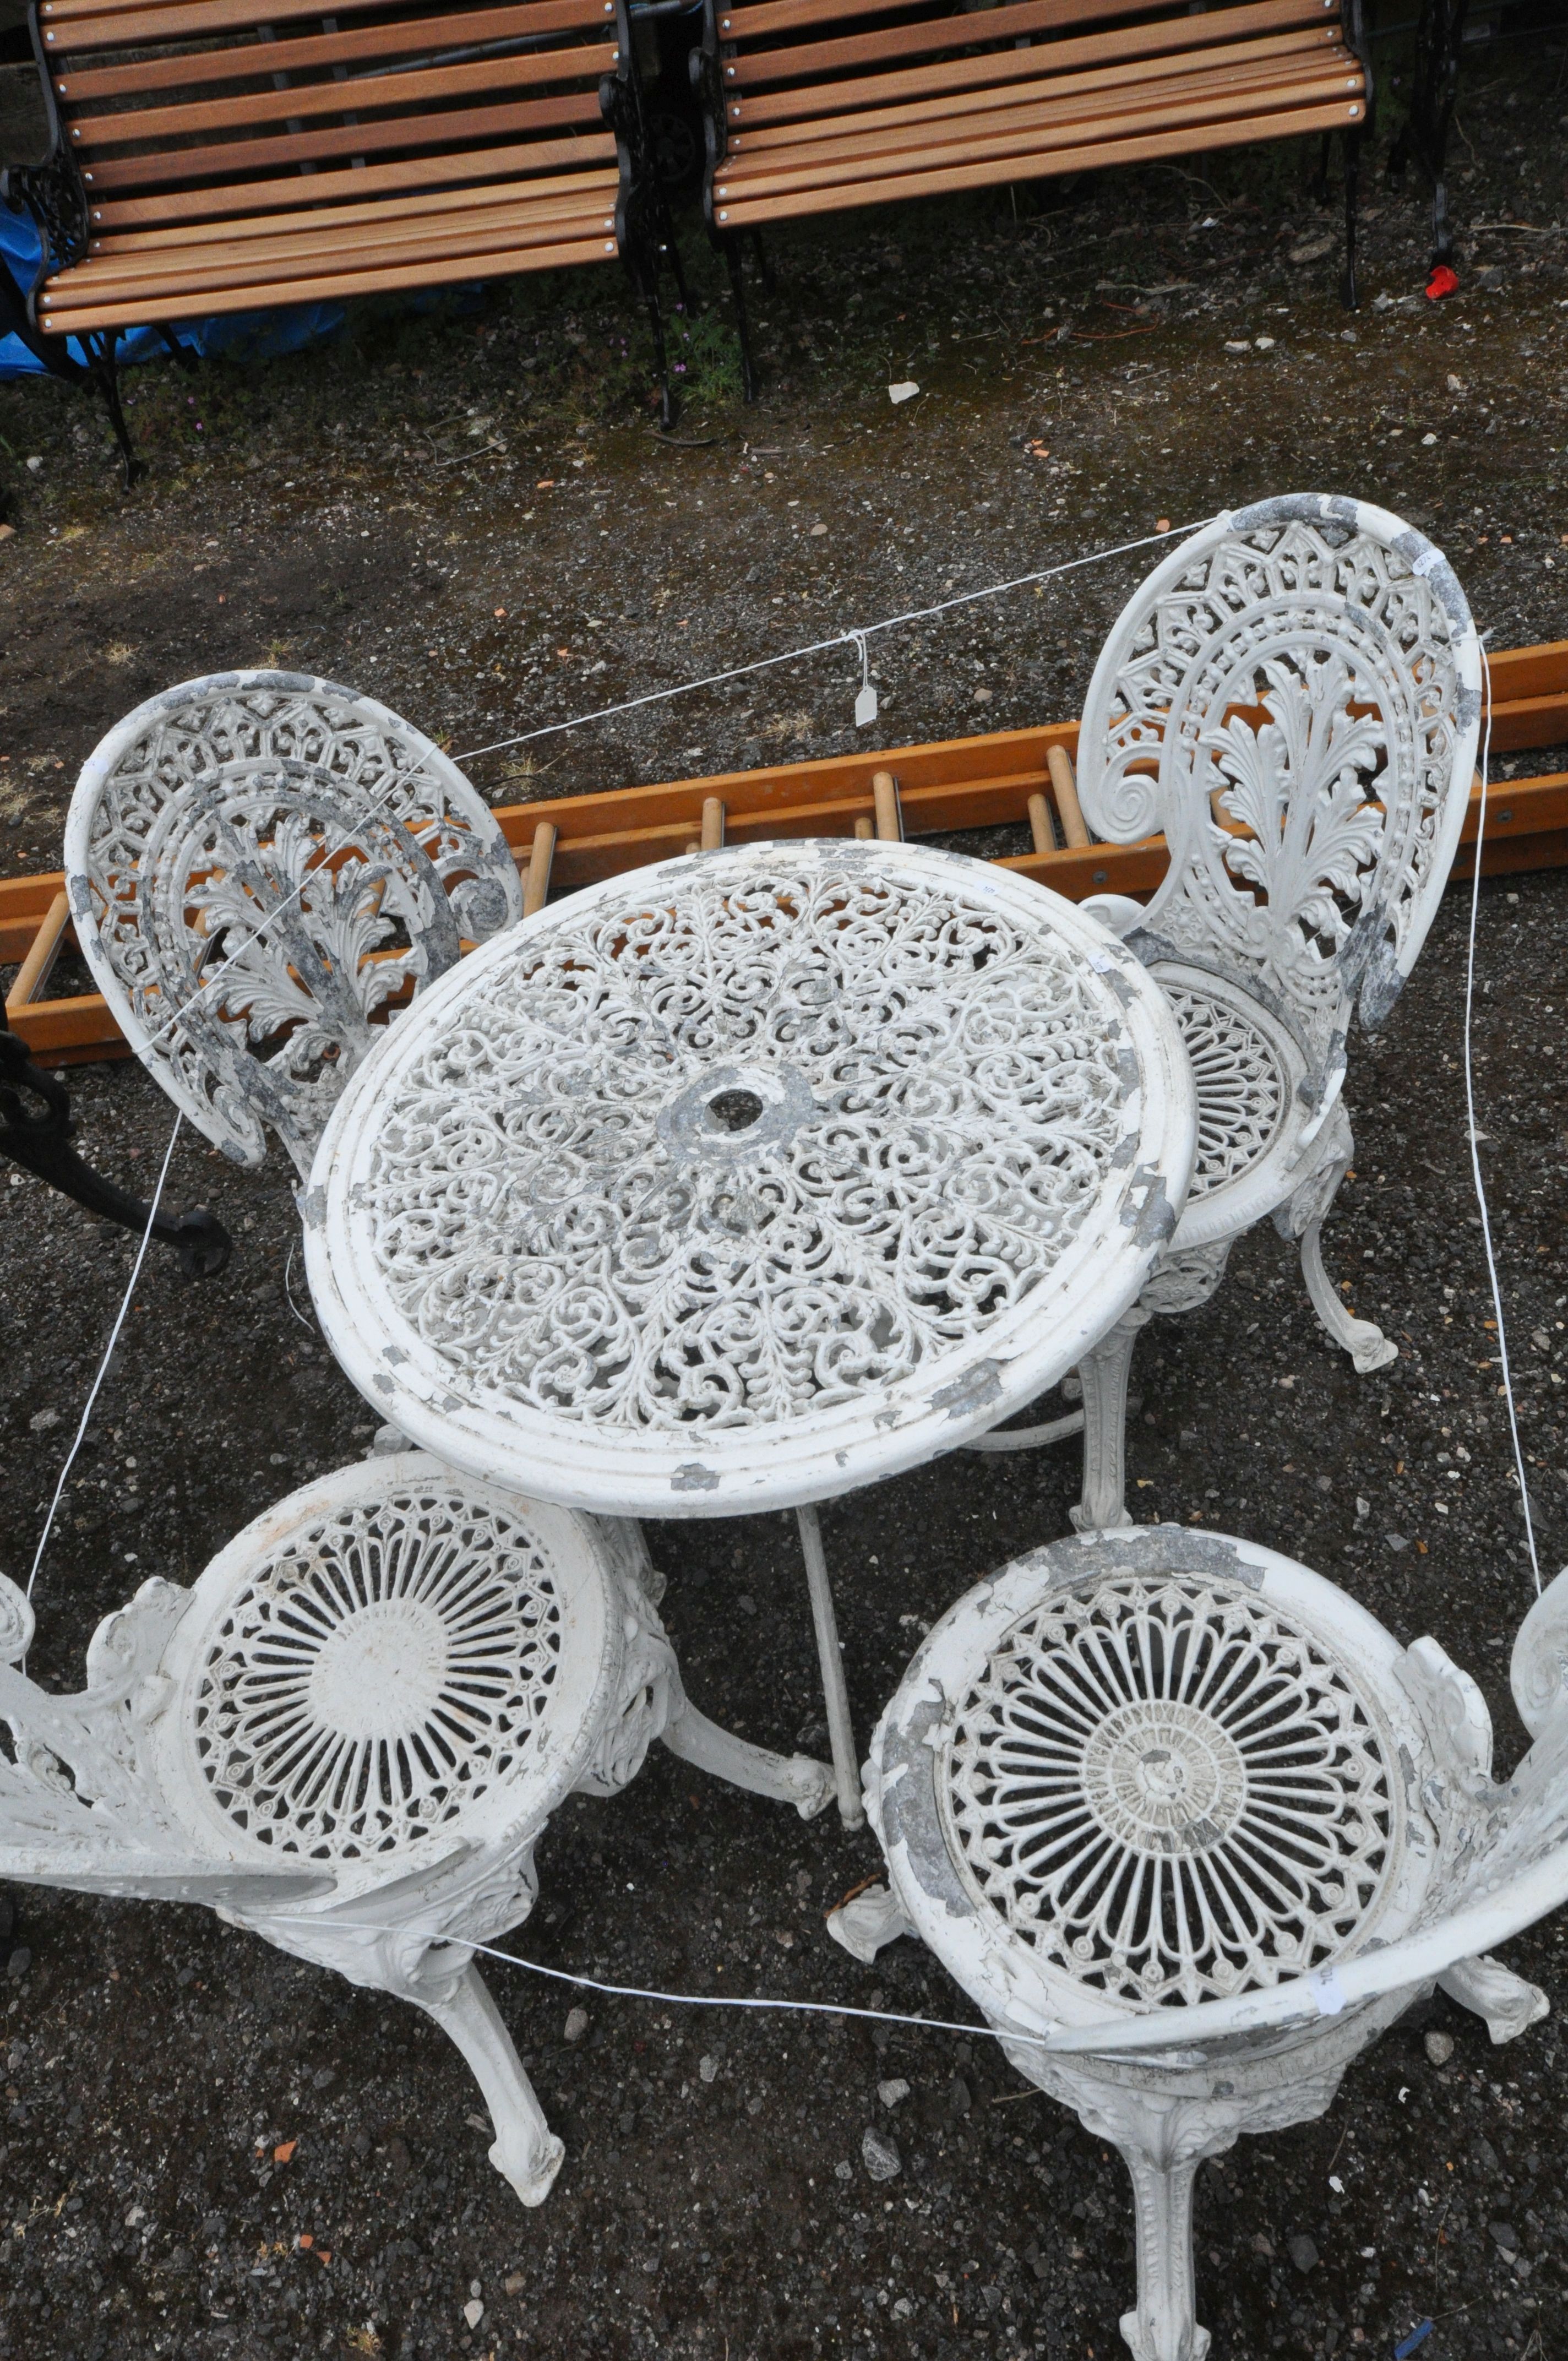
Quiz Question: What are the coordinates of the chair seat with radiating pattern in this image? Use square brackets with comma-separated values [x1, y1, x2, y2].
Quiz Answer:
[864, 1525, 1565, 2361]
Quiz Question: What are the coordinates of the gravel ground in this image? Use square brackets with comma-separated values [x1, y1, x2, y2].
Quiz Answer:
[1, 33, 1567, 2361]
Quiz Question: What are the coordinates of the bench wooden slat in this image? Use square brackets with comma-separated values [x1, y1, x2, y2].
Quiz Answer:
[725, 0, 1336, 90]
[710, 90, 1364, 226]
[84, 133, 616, 227]
[84, 188, 618, 277]
[716, 66, 1360, 199]
[67, 44, 618, 152]
[39, 232, 620, 331]
[39, 0, 609, 48]
[76, 94, 604, 193]
[90, 165, 620, 251]
[726, 31, 1348, 157]
[728, 1, 1338, 127]
[720, 0, 1313, 37]
[52, 2, 618, 104]
[48, 197, 618, 305]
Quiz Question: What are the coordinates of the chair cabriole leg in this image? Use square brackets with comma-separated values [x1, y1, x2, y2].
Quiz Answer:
[1119, 2144, 1210, 2361]
[1298, 1215, 1396, 1373]
[417, 1960, 565, 2207]
[662, 1700, 835, 1818]
[1070, 1306, 1150, 1532]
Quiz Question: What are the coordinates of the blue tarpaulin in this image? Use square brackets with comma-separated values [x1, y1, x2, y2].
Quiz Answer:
[1, 199, 350, 378]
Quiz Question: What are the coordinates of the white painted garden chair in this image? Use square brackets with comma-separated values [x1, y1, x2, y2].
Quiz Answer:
[973, 497, 1481, 1527]
[857, 1525, 1561, 2361]
[65, 673, 524, 1179]
[0, 1456, 830, 2208]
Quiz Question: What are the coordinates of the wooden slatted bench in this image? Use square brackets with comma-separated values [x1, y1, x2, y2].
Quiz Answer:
[689, 0, 1371, 394]
[0, 0, 682, 474]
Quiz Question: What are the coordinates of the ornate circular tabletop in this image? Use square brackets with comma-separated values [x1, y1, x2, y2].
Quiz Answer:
[303, 842, 1195, 1515]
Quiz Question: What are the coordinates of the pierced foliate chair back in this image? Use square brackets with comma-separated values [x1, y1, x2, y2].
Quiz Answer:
[65, 673, 524, 1177]
[1078, 494, 1480, 1145]
[999, 499, 1482, 1530]
[865, 1527, 1560, 2361]
[0, 1456, 682, 2207]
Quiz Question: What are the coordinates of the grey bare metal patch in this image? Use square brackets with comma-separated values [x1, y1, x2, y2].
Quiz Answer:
[1124, 924, 1179, 969]
[1395, 529, 1472, 636]
[68, 873, 93, 918]
[1232, 494, 1358, 536]
[1099, 966, 1137, 1009]
[1116, 1048, 1140, 1096]
[930, 1359, 1004, 1420]
[881, 1696, 979, 1923]
[1110, 1134, 1139, 1170]
[1120, 1167, 1175, 1247]
[296, 1185, 326, 1225]
[671, 1462, 721, 1493]
[1456, 682, 1482, 730]
[383, 1344, 409, 1366]
[1042, 1525, 1260, 1591]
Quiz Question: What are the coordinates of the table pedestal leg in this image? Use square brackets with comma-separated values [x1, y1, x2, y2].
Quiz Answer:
[796, 1504, 864, 1829]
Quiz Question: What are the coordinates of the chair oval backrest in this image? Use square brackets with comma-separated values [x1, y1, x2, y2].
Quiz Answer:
[66, 673, 524, 1174]
[1076, 496, 1482, 1093]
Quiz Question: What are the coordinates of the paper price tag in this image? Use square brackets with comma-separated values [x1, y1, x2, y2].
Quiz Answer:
[855, 683, 879, 728]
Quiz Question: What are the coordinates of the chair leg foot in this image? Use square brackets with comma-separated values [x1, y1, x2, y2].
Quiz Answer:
[1299, 1217, 1397, 1373]
[662, 1700, 835, 1818]
[419, 1962, 565, 2206]
[1438, 1954, 1549, 2045]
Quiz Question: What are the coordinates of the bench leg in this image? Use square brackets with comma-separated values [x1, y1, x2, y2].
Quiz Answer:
[750, 230, 776, 296]
[644, 279, 677, 432]
[1340, 122, 1361, 311]
[1310, 130, 1333, 207]
[723, 238, 760, 404]
[88, 333, 145, 489]
[157, 325, 200, 377]
[662, 215, 694, 320]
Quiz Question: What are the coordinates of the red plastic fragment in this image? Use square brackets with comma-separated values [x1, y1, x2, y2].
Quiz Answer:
[1425, 264, 1460, 301]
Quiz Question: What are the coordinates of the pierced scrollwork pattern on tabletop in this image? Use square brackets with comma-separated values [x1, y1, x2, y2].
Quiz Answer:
[357, 852, 1146, 1440]
[1078, 498, 1480, 1095]
[1163, 981, 1289, 1197]
[186, 1481, 571, 1862]
[66, 674, 522, 1172]
[941, 1570, 1402, 2009]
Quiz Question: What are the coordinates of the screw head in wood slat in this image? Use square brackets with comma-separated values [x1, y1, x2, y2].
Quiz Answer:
[726, 65, 736, 77]
[718, 209, 729, 221]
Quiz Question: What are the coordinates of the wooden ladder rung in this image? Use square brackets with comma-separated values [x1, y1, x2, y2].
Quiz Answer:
[3, 890, 72, 1016]
[872, 769, 902, 841]
[1047, 744, 1090, 847]
[523, 819, 557, 916]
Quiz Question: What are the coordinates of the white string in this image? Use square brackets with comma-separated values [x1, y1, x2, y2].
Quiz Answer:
[116, 519, 1212, 1075]
[449, 517, 1218, 764]
[25, 1111, 183, 1604]
[270, 1914, 1058, 2057]
[1461, 640, 1542, 1595]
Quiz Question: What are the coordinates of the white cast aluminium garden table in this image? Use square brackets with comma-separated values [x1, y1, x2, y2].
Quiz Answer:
[303, 840, 1197, 1823]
